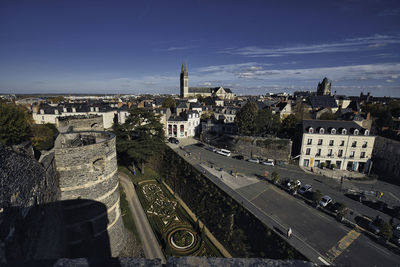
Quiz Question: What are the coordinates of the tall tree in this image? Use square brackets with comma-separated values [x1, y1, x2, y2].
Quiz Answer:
[113, 108, 165, 173]
[0, 103, 32, 145]
[280, 114, 299, 139]
[161, 97, 176, 109]
[255, 109, 281, 136]
[235, 101, 258, 135]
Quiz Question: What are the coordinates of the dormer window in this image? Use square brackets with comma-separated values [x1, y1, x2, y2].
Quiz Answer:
[319, 128, 325, 134]
[308, 127, 314, 133]
[364, 130, 369, 136]
[354, 129, 359, 135]
[331, 128, 336, 134]
[342, 129, 347, 135]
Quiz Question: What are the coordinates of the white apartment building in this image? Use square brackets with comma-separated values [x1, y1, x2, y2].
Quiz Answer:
[167, 111, 200, 138]
[299, 120, 375, 173]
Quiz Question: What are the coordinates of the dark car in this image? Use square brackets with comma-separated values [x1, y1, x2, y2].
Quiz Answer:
[232, 155, 244, 160]
[168, 137, 179, 144]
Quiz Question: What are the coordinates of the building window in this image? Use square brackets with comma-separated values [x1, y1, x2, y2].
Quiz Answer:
[336, 161, 342, 169]
[328, 149, 333, 156]
[360, 152, 366, 158]
[362, 141, 367, 148]
[352, 141, 357, 147]
[42, 116, 45, 120]
[329, 140, 334, 146]
[331, 128, 336, 134]
[338, 149, 343, 157]
[305, 148, 311, 155]
[303, 159, 310, 167]
[307, 139, 312, 145]
[318, 139, 323, 145]
[340, 140, 345, 146]
[365, 130, 369, 136]
[342, 129, 347, 135]
[316, 149, 321, 156]
[319, 128, 325, 134]
[350, 151, 355, 158]
[354, 129, 359, 135]
[308, 127, 314, 133]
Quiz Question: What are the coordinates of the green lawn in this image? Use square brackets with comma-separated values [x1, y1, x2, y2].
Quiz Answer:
[119, 186, 142, 244]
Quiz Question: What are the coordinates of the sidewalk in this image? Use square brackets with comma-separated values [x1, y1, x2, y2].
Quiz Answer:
[300, 166, 369, 181]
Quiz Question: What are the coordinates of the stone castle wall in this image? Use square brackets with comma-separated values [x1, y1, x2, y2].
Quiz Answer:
[54, 131, 126, 256]
[56, 115, 104, 132]
[0, 144, 66, 262]
[210, 135, 292, 162]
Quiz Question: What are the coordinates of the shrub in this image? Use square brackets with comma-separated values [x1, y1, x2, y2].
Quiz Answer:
[331, 163, 337, 169]
[271, 171, 279, 184]
[380, 221, 393, 240]
[320, 162, 327, 168]
[312, 190, 322, 204]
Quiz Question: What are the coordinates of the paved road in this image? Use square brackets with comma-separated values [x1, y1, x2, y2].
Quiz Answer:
[119, 172, 166, 264]
[173, 143, 400, 267]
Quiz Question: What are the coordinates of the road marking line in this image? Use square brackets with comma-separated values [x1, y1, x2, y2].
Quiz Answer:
[367, 241, 391, 257]
[250, 187, 269, 201]
[325, 229, 360, 262]
[388, 191, 400, 202]
[318, 256, 331, 265]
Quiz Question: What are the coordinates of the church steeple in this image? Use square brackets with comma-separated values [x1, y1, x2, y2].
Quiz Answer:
[180, 62, 188, 98]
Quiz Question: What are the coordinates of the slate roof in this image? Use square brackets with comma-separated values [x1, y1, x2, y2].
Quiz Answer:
[302, 119, 369, 135]
[309, 96, 338, 109]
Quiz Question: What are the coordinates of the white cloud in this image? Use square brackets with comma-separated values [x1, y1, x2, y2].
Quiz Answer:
[155, 45, 198, 52]
[219, 34, 400, 57]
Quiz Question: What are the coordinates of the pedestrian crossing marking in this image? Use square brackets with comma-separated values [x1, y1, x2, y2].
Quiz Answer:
[326, 229, 360, 261]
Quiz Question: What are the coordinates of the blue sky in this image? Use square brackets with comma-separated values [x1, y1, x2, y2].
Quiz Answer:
[0, 0, 399, 96]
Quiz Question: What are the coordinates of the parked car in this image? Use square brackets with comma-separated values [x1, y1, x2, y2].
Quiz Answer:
[216, 149, 231, 157]
[232, 155, 244, 160]
[168, 137, 179, 144]
[319, 195, 333, 207]
[262, 159, 275, 166]
[248, 158, 260, 163]
[205, 146, 216, 152]
[298, 184, 312, 195]
[391, 224, 400, 246]
[368, 217, 385, 234]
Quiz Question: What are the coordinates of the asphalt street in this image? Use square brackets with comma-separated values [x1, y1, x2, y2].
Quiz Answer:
[119, 172, 166, 264]
[174, 143, 400, 267]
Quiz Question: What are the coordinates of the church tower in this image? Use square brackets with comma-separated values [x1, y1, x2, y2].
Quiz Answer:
[180, 63, 188, 98]
[317, 77, 331, 96]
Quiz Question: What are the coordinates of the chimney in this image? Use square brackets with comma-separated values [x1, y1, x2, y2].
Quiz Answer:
[366, 112, 370, 121]
[118, 102, 123, 109]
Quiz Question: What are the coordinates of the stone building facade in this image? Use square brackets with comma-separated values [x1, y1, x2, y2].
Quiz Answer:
[299, 120, 375, 172]
[54, 131, 126, 257]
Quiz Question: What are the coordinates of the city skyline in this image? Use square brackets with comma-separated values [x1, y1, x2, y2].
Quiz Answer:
[1, 0, 399, 96]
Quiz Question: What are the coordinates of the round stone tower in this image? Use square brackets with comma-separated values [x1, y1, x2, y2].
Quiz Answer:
[54, 131, 125, 257]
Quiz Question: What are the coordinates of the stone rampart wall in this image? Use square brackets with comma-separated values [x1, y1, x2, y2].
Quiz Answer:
[56, 115, 104, 131]
[0, 144, 65, 262]
[54, 131, 126, 257]
[211, 135, 292, 162]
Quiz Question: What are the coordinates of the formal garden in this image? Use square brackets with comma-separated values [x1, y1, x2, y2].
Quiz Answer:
[136, 180, 221, 257]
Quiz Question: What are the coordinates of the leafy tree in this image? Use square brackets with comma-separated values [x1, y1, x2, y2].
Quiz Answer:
[235, 101, 258, 135]
[113, 107, 165, 174]
[319, 111, 336, 120]
[255, 109, 281, 136]
[196, 94, 205, 104]
[48, 96, 64, 104]
[200, 111, 214, 121]
[312, 190, 322, 205]
[271, 171, 279, 184]
[280, 114, 299, 139]
[31, 123, 58, 150]
[0, 103, 32, 145]
[293, 101, 311, 121]
[161, 97, 176, 109]
[379, 221, 393, 240]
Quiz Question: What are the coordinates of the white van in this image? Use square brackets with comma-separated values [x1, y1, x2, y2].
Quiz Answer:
[216, 149, 231, 157]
